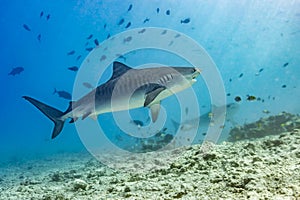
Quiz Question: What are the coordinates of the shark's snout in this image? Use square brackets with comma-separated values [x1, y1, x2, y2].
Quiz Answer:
[191, 68, 201, 82]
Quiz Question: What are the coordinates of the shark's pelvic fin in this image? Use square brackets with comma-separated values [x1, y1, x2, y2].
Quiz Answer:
[23, 96, 66, 139]
[150, 103, 160, 122]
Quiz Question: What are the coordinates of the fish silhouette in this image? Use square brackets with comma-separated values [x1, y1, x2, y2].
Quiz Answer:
[76, 55, 82, 61]
[118, 18, 125, 25]
[127, 4, 133, 12]
[181, 18, 190, 24]
[37, 34, 41, 42]
[82, 82, 93, 89]
[86, 34, 93, 39]
[53, 88, 72, 100]
[94, 39, 99, 46]
[23, 24, 31, 31]
[125, 22, 131, 28]
[67, 50, 75, 55]
[68, 66, 78, 71]
[86, 47, 93, 52]
[8, 67, 24, 76]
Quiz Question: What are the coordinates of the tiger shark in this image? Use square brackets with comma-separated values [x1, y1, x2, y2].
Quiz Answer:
[23, 62, 201, 139]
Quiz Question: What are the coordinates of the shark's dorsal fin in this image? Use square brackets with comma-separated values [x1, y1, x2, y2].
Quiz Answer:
[111, 62, 135, 80]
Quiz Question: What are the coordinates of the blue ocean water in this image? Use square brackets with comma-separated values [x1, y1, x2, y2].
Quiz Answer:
[0, 0, 299, 164]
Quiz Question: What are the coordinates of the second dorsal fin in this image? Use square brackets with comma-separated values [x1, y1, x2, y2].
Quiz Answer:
[63, 101, 75, 115]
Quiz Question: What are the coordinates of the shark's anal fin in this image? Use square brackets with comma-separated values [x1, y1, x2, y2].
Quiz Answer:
[69, 117, 78, 123]
[144, 85, 166, 107]
[150, 103, 160, 123]
[82, 112, 92, 120]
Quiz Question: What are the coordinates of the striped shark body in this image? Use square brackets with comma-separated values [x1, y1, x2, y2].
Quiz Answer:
[23, 62, 201, 139]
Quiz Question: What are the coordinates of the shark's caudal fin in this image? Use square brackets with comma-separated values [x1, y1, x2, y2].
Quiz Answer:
[23, 96, 66, 139]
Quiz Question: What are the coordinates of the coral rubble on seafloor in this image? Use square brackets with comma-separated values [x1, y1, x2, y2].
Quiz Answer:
[0, 113, 299, 199]
[228, 112, 300, 142]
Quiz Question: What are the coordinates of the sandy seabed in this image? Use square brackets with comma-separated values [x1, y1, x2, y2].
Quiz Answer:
[0, 127, 299, 199]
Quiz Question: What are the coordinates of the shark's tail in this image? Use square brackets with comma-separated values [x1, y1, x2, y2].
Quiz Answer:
[23, 96, 66, 139]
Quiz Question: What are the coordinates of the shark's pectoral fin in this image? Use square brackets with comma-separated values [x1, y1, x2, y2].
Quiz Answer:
[150, 103, 160, 123]
[144, 85, 166, 123]
[144, 85, 166, 107]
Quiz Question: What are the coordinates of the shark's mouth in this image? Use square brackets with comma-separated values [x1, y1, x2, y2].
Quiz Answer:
[192, 68, 201, 82]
